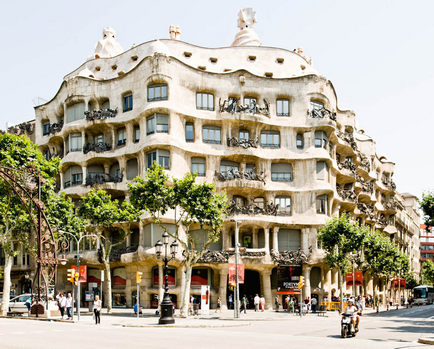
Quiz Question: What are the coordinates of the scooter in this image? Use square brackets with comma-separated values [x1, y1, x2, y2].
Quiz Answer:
[341, 313, 358, 338]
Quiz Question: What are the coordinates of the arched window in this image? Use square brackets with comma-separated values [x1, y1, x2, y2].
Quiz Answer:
[66, 102, 85, 123]
[220, 160, 239, 175]
[271, 163, 292, 182]
[148, 84, 168, 102]
[275, 196, 292, 215]
[276, 98, 290, 116]
[260, 130, 280, 148]
[296, 133, 304, 149]
[316, 161, 328, 181]
[316, 195, 328, 214]
[191, 157, 206, 176]
[278, 229, 300, 251]
[196, 92, 214, 111]
[314, 130, 328, 149]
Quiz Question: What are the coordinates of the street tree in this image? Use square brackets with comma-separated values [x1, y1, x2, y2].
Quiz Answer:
[78, 189, 141, 313]
[422, 260, 434, 285]
[128, 163, 227, 317]
[419, 191, 434, 228]
[317, 213, 368, 312]
[0, 133, 60, 316]
[363, 229, 403, 306]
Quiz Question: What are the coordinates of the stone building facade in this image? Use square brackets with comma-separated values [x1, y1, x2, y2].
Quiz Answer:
[20, 9, 420, 309]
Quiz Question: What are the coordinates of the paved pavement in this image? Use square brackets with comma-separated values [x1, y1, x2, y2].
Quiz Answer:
[0, 304, 432, 348]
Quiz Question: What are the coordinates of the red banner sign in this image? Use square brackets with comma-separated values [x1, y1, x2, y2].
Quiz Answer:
[394, 278, 406, 289]
[72, 266, 87, 283]
[346, 271, 363, 287]
[228, 264, 244, 285]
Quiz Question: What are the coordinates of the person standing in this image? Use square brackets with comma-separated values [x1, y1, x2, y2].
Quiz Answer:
[241, 295, 247, 314]
[254, 294, 260, 312]
[215, 297, 222, 313]
[59, 293, 66, 319]
[25, 297, 32, 316]
[228, 294, 233, 310]
[93, 295, 102, 325]
[260, 295, 265, 312]
[288, 297, 295, 314]
[311, 296, 317, 313]
[65, 293, 73, 320]
[275, 295, 280, 312]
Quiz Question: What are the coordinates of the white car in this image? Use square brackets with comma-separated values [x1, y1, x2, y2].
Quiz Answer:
[9, 294, 32, 312]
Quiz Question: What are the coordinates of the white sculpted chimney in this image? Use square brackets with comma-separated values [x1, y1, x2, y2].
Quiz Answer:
[169, 24, 181, 40]
[231, 8, 261, 47]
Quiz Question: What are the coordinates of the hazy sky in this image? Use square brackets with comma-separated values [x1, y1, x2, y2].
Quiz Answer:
[0, 0, 432, 200]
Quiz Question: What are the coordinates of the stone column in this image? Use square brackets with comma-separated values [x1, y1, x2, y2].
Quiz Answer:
[118, 157, 127, 181]
[126, 231, 131, 247]
[82, 166, 87, 183]
[260, 270, 273, 310]
[303, 265, 312, 300]
[301, 228, 309, 252]
[324, 267, 331, 301]
[264, 228, 270, 254]
[138, 222, 144, 247]
[111, 128, 116, 150]
[272, 227, 279, 251]
[104, 164, 110, 175]
[221, 229, 228, 250]
[60, 171, 64, 191]
[219, 269, 228, 310]
[252, 228, 258, 249]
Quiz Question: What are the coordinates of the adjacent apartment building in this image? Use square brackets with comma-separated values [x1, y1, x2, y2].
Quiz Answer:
[4, 8, 420, 308]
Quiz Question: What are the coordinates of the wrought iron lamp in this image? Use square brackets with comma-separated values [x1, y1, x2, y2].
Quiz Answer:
[155, 232, 178, 324]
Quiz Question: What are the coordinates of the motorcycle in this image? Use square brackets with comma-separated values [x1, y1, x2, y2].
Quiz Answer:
[341, 313, 358, 338]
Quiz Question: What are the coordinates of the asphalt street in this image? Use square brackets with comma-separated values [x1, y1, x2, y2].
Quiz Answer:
[0, 305, 432, 349]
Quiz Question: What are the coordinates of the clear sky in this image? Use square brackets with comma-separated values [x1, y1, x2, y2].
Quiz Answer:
[0, 0, 432, 200]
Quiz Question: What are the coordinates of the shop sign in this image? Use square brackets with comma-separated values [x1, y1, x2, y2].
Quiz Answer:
[72, 266, 87, 283]
[393, 278, 406, 289]
[346, 271, 363, 287]
[228, 264, 244, 285]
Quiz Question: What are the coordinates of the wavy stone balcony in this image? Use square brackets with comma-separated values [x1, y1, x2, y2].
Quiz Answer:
[219, 97, 270, 117]
[336, 155, 357, 177]
[381, 179, 397, 192]
[83, 142, 112, 154]
[85, 173, 122, 186]
[308, 107, 337, 121]
[227, 200, 278, 216]
[227, 137, 258, 148]
[355, 175, 374, 194]
[336, 131, 358, 151]
[336, 186, 357, 203]
[356, 203, 375, 220]
[84, 108, 118, 121]
[214, 169, 266, 184]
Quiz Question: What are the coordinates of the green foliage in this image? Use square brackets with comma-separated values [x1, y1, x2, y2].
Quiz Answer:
[419, 191, 434, 228]
[422, 260, 434, 285]
[317, 213, 368, 274]
[364, 230, 399, 278]
[45, 192, 85, 235]
[405, 273, 419, 290]
[128, 162, 227, 259]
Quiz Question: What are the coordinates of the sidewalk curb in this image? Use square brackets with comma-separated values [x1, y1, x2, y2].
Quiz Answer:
[0, 315, 75, 323]
[122, 322, 251, 328]
[418, 338, 434, 345]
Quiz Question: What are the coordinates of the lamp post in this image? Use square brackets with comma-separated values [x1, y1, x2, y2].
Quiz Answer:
[155, 231, 178, 325]
[230, 220, 242, 319]
[59, 230, 98, 321]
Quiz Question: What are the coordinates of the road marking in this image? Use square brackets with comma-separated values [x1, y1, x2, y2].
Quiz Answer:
[12, 332, 24, 334]
[52, 330, 65, 332]
[31, 331, 45, 333]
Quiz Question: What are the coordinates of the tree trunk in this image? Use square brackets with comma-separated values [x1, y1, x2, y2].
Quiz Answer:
[180, 263, 192, 317]
[103, 257, 112, 313]
[1, 254, 13, 316]
[338, 269, 343, 313]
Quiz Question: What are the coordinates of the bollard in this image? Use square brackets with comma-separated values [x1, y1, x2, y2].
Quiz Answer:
[376, 305, 379, 313]
[396, 303, 398, 310]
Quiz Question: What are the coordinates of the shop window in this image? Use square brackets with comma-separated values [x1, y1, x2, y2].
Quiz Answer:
[314, 130, 328, 149]
[244, 96, 257, 112]
[276, 99, 290, 116]
[66, 102, 85, 123]
[147, 149, 170, 169]
[94, 133, 104, 144]
[196, 92, 214, 111]
[66, 133, 82, 152]
[185, 122, 194, 142]
[275, 196, 292, 215]
[316, 161, 328, 181]
[296, 133, 304, 149]
[260, 130, 280, 148]
[191, 157, 206, 176]
[152, 266, 176, 286]
[148, 84, 168, 102]
[117, 128, 127, 146]
[316, 195, 328, 214]
[190, 230, 221, 251]
[191, 268, 212, 286]
[123, 93, 133, 112]
[271, 163, 292, 182]
[202, 126, 221, 144]
[147, 113, 169, 134]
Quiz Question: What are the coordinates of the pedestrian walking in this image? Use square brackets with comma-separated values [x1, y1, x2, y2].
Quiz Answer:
[241, 295, 247, 314]
[25, 296, 32, 316]
[93, 295, 102, 324]
[260, 295, 265, 312]
[228, 294, 233, 310]
[311, 297, 317, 313]
[65, 293, 73, 320]
[59, 293, 66, 319]
[216, 297, 222, 313]
[304, 297, 310, 314]
[275, 295, 280, 312]
[254, 294, 260, 312]
[288, 297, 295, 314]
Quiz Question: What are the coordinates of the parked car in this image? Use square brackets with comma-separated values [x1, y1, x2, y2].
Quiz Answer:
[9, 294, 32, 312]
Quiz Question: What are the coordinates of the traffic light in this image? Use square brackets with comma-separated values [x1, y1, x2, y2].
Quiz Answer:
[74, 272, 79, 286]
[298, 276, 305, 290]
[136, 271, 143, 284]
[67, 269, 74, 283]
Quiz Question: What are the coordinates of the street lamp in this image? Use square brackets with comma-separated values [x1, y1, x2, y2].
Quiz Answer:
[230, 220, 242, 319]
[349, 252, 358, 297]
[155, 231, 178, 325]
[58, 230, 98, 321]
